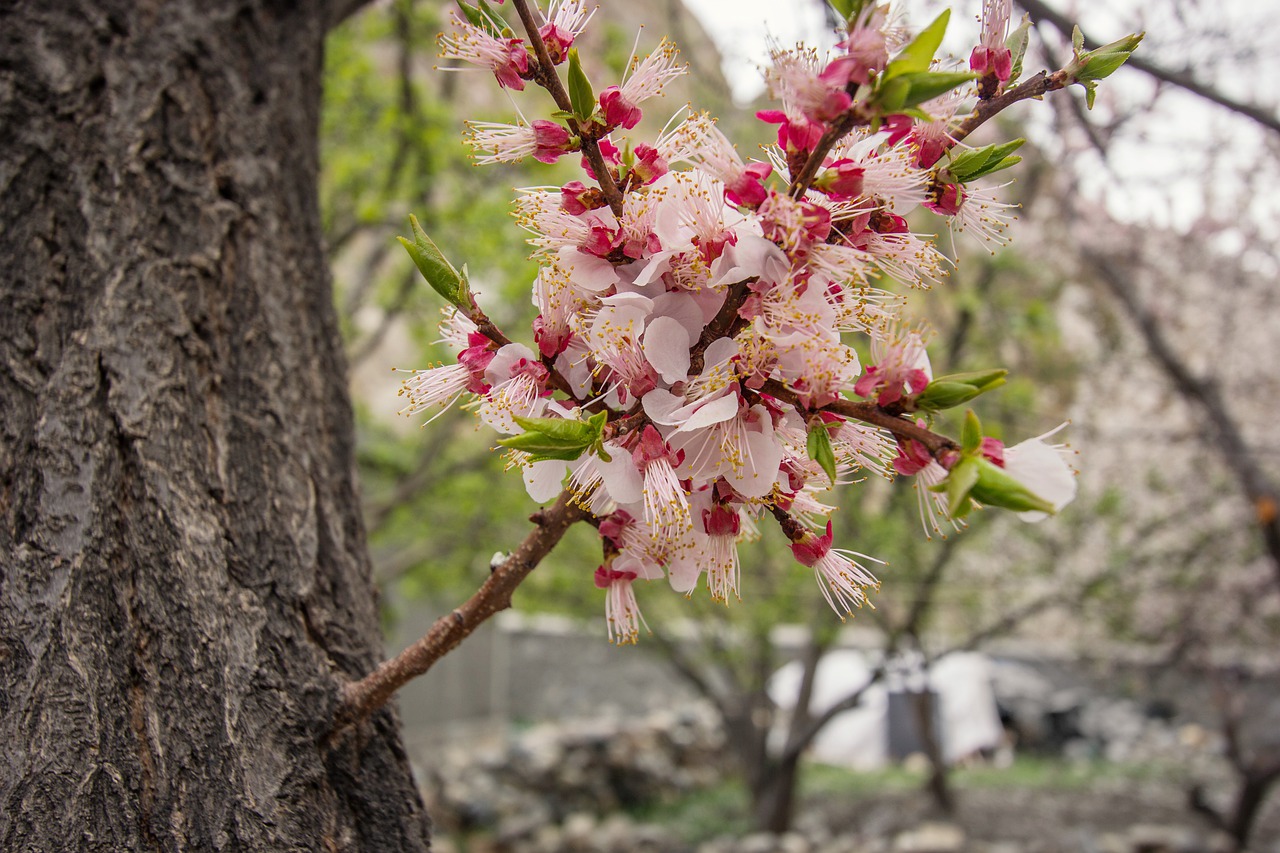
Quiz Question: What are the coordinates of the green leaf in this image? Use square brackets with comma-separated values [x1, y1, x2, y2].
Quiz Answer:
[567, 48, 595, 123]
[1073, 33, 1145, 82]
[934, 368, 1009, 391]
[948, 139, 1025, 183]
[1005, 15, 1032, 85]
[397, 215, 472, 310]
[884, 9, 951, 79]
[1072, 24, 1084, 55]
[475, 0, 512, 35]
[875, 76, 912, 112]
[945, 457, 980, 517]
[969, 458, 1056, 515]
[961, 410, 983, 455]
[827, 0, 859, 24]
[501, 411, 611, 463]
[511, 414, 600, 443]
[457, 2, 500, 37]
[806, 418, 839, 485]
[915, 381, 981, 412]
[896, 71, 979, 109]
[496, 431, 592, 462]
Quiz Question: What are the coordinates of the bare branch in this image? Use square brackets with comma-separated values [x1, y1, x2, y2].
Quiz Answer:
[334, 490, 589, 732]
[1077, 245, 1280, 592]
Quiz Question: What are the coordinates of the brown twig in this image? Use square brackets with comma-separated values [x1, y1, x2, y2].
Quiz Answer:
[761, 378, 959, 459]
[949, 69, 1070, 149]
[789, 108, 874, 199]
[509, 0, 625, 217]
[333, 489, 589, 732]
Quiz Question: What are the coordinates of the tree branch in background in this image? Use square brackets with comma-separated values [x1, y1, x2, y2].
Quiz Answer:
[1075, 243, 1280, 593]
[1016, 0, 1280, 137]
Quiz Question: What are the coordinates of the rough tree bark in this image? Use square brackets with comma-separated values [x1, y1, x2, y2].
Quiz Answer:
[0, 2, 430, 849]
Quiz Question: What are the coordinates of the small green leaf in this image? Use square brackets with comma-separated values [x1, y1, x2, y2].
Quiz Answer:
[827, 0, 859, 24]
[496, 431, 591, 462]
[897, 70, 979, 108]
[961, 410, 983, 455]
[567, 48, 595, 123]
[969, 458, 1056, 515]
[456, 2, 492, 33]
[1072, 24, 1085, 55]
[806, 418, 839, 485]
[398, 215, 472, 310]
[1005, 15, 1032, 85]
[935, 368, 1009, 391]
[915, 382, 981, 412]
[945, 457, 980, 517]
[475, 0, 512, 35]
[512, 413, 600, 443]
[948, 140, 1025, 183]
[875, 76, 912, 112]
[884, 9, 951, 79]
[1073, 33, 1145, 82]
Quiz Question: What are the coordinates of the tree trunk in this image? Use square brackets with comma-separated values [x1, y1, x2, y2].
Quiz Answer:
[911, 689, 955, 816]
[752, 756, 803, 834]
[0, 2, 429, 849]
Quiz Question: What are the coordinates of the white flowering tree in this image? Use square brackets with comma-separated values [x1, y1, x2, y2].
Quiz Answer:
[333, 0, 1142, 734]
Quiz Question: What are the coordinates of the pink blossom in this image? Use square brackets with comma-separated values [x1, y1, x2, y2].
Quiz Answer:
[600, 86, 644, 130]
[970, 0, 1014, 83]
[531, 120, 574, 163]
[789, 521, 882, 617]
[757, 109, 824, 154]
[817, 158, 865, 201]
[594, 564, 647, 645]
[538, 0, 593, 64]
[438, 18, 530, 90]
[725, 161, 773, 207]
[926, 181, 965, 216]
[630, 143, 669, 185]
[854, 324, 932, 406]
[559, 180, 600, 215]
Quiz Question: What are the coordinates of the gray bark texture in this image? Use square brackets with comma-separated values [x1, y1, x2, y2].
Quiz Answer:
[0, 1, 431, 850]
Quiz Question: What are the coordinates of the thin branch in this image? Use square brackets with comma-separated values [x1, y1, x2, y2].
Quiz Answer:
[333, 489, 589, 732]
[950, 69, 1070, 149]
[761, 378, 960, 459]
[509, 0, 625, 217]
[1016, 0, 1280, 137]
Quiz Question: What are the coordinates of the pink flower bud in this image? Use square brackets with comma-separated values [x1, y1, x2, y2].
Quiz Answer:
[530, 120, 574, 164]
[631, 143, 669, 185]
[725, 161, 773, 208]
[790, 521, 834, 568]
[702, 504, 741, 537]
[539, 22, 575, 65]
[599, 86, 642, 130]
[927, 182, 964, 216]
[819, 159, 865, 201]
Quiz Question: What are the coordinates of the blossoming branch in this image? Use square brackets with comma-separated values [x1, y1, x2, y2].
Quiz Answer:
[333, 0, 1140, 732]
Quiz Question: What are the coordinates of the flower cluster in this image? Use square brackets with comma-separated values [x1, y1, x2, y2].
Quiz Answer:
[395, 0, 1128, 642]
